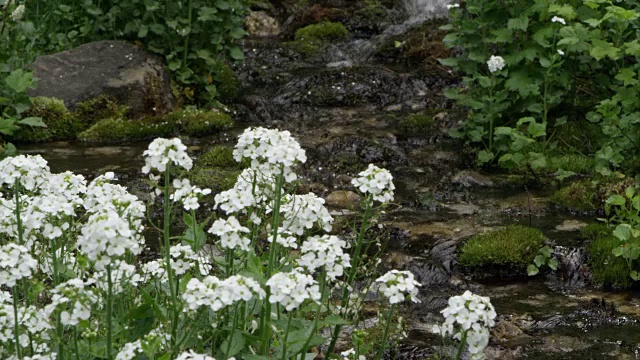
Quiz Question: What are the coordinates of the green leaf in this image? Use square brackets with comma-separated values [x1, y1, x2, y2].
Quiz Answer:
[534, 254, 546, 267]
[220, 330, 245, 358]
[138, 25, 149, 38]
[555, 169, 576, 181]
[477, 150, 494, 164]
[613, 224, 632, 241]
[590, 39, 621, 60]
[615, 68, 638, 87]
[606, 194, 626, 206]
[438, 58, 458, 67]
[491, 28, 513, 43]
[5, 69, 36, 93]
[527, 121, 547, 138]
[549, 4, 576, 20]
[244, 355, 270, 360]
[631, 271, 640, 281]
[548, 258, 558, 270]
[527, 264, 539, 276]
[19, 117, 46, 127]
[507, 15, 529, 32]
[528, 152, 547, 170]
[0, 142, 16, 158]
[323, 315, 350, 325]
[228, 47, 244, 60]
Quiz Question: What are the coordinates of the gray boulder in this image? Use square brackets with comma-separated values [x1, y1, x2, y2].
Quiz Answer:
[29, 40, 175, 118]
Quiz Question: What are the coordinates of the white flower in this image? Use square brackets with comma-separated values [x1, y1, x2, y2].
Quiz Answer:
[91, 260, 142, 294]
[208, 216, 251, 251]
[557, 49, 565, 56]
[280, 193, 333, 235]
[351, 164, 395, 203]
[551, 16, 566, 25]
[10, 5, 25, 22]
[171, 178, 211, 211]
[298, 235, 351, 280]
[487, 55, 505, 73]
[447, 3, 460, 9]
[266, 269, 321, 311]
[0, 154, 50, 191]
[142, 137, 193, 173]
[182, 275, 265, 312]
[0, 243, 38, 287]
[44, 278, 98, 327]
[433, 291, 496, 360]
[176, 351, 216, 360]
[375, 270, 421, 304]
[115, 340, 143, 360]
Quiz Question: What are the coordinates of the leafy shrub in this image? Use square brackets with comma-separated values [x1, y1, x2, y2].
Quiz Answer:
[550, 180, 598, 211]
[582, 224, 635, 288]
[459, 225, 546, 271]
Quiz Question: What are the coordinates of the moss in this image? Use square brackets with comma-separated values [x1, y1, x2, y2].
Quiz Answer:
[12, 97, 82, 143]
[459, 225, 546, 271]
[74, 95, 130, 126]
[211, 62, 239, 102]
[398, 111, 439, 134]
[143, 73, 170, 115]
[550, 180, 598, 211]
[78, 108, 233, 144]
[186, 146, 248, 192]
[546, 154, 595, 174]
[582, 224, 635, 288]
[289, 21, 349, 56]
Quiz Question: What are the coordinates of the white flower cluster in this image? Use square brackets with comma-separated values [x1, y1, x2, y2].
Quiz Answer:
[208, 216, 251, 251]
[233, 127, 307, 182]
[176, 351, 216, 360]
[142, 138, 193, 174]
[91, 260, 142, 294]
[182, 275, 265, 312]
[84, 173, 145, 221]
[551, 16, 566, 25]
[266, 269, 321, 311]
[375, 270, 421, 304]
[11, 4, 25, 21]
[115, 340, 143, 360]
[487, 55, 505, 73]
[0, 243, 38, 287]
[44, 279, 98, 326]
[0, 154, 49, 191]
[340, 348, 366, 360]
[77, 209, 143, 270]
[142, 246, 212, 283]
[171, 178, 211, 211]
[433, 291, 497, 360]
[299, 235, 351, 280]
[213, 169, 259, 214]
[351, 164, 395, 203]
[280, 193, 333, 235]
[0, 294, 52, 353]
[446, 3, 460, 9]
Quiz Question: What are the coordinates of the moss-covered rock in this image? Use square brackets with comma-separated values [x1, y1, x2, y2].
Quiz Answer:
[398, 111, 438, 134]
[78, 108, 233, 144]
[582, 224, 635, 288]
[288, 21, 349, 56]
[459, 225, 546, 276]
[11, 97, 82, 143]
[550, 180, 598, 212]
[210, 62, 240, 102]
[187, 146, 247, 192]
[73, 95, 130, 126]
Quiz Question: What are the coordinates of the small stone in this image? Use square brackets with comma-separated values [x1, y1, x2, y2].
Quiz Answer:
[451, 170, 494, 187]
[325, 190, 361, 209]
[245, 11, 281, 37]
[555, 219, 588, 232]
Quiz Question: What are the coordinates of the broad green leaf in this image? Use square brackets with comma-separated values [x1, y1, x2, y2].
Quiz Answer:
[527, 121, 546, 138]
[528, 152, 547, 170]
[229, 47, 244, 60]
[549, 4, 576, 20]
[323, 315, 350, 325]
[555, 169, 576, 181]
[590, 39, 620, 60]
[5, 69, 36, 93]
[438, 58, 458, 67]
[220, 330, 245, 358]
[527, 264, 539, 276]
[613, 224, 632, 241]
[606, 194, 626, 206]
[534, 254, 546, 267]
[615, 68, 637, 87]
[138, 25, 149, 38]
[477, 150, 494, 163]
[548, 258, 558, 270]
[491, 28, 513, 43]
[507, 15, 529, 32]
[19, 117, 46, 127]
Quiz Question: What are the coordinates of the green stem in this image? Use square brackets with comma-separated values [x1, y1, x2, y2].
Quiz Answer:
[182, 0, 193, 69]
[326, 197, 373, 356]
[281, 312, 294, 360]
[299, 271, 326, 358]
[163, 166, 179, 356]
[74, 327, 80, 360]
[455, 330, 468, 360]
[376, 304, 396, 360]
[106, 264, 113, 360]
[51, 237, 64, 359]
[12, 285, 22, 360]
[14, 180, 24, 246]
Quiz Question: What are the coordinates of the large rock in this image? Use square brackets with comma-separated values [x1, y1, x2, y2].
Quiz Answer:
[29, 40, 175, 118]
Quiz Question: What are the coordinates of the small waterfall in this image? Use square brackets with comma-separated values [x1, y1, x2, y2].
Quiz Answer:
[402, 0, 454, 19]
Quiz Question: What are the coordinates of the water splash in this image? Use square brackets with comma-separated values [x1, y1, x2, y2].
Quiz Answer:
[402, 0, 454, 19]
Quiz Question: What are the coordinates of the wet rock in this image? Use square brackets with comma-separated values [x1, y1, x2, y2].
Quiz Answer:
[451, 170, 494, 188]
[312, 135, 407, 170]
[541, 335, 590, 353]
[555, 219, 588, 232]
[491, 319, 530, 343]
[552, 246, 591, 289]
[325, 190, 361, 209]
[444, 203, 479, 216]
[30, 40, 174, 118]
[246, 11, 282, 37]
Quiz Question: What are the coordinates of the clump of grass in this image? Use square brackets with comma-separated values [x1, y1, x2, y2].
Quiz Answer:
[289, 21, 349, 56]
[12, 97, 82, 142]
[550, 180, 598, 211]
[78, 108, 232, 144]
[582, 224, 635, 288]
[459, 225, 546, 271]
[546, 154, 595, 174]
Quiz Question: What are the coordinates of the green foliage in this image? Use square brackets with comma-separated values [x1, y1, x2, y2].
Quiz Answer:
[78, 108, 232, 143]
[546, 154, 595, 174]
[11, 97, 81, 142]
[0, 69, 45, 156]
[582, 224, 635, 288]
[526, 245, 558, 276]
[550, 180, 598, 211]
[187, 146, 247, 192]
[459, 225, 546, 271]
[398, 112, 436, 134]
[439, 0, 640, 175]
[603, 184, 640, 281]
[290, 22, 349, 56]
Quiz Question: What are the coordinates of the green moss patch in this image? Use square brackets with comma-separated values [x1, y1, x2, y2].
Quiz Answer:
[546, 154, 595, 174]
[582, 224, 635, 288]
[459, 225, 546, 273]
[187, 146, 247, 192]
[399, 111, 438, 134]
[73, 95, 130, 126]
[550, 180, 598, 212]
[288, 21, 349, 56]
[12, 97, 82, 143]
[78, 108, 233, 144]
